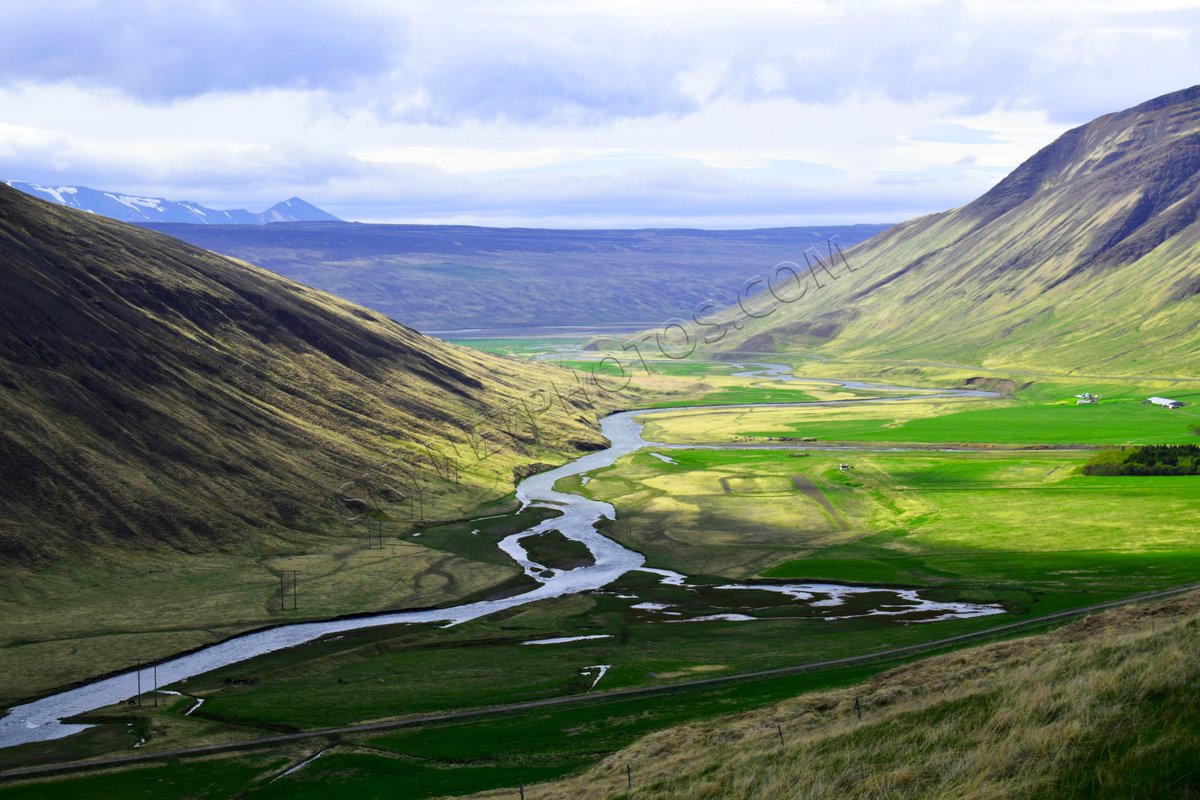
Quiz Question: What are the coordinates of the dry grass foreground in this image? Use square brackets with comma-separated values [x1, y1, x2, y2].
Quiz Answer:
[466, 590, 1200, 800]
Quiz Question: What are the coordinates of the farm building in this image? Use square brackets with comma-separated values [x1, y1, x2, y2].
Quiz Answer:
[1146, 396, 1184, 409]
[1075, 392, 1097, 405]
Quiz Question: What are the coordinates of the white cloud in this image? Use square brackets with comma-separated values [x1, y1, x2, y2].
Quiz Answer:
[1, 0, 1197, 226]
[0, 1, 405, 101]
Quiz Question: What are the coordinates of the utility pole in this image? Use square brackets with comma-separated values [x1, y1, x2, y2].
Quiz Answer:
[135, 662, 141, 706]
[280, 571, 286, 611]
[366, 519, 384, 549]
[292, 571, 298, 610]
[153, 664, 158, 708]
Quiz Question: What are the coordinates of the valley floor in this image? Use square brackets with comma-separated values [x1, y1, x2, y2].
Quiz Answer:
[1, 349, 1198, 798]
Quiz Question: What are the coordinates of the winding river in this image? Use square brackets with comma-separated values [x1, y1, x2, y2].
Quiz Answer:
[0, 372, 1003, 748]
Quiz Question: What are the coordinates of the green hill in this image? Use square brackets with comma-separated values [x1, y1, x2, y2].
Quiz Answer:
[0, 183, 616, 564]
[0, 179, 626, 557]
[704, 85, 1200, 376]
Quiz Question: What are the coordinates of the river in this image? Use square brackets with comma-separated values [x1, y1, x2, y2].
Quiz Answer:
[0, 370, 1003, 748]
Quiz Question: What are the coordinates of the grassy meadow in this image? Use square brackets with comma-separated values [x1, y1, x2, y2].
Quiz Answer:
[640, 391, 1200, 446]
[574, 447, 1200, 607]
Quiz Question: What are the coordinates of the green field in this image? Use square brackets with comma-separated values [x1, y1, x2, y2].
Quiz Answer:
[642, 394, 1200, 446]
[0, 659, 910, 800]
[444, 336, 592, 358]
[575, 447, 1200, 604]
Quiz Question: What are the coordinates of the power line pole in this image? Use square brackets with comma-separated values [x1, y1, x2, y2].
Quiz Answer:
[135, 662, 141, 706]
[366, 519, 381, 549]
[292, 570, 298, 610]
[280, 571, 286, 611]
[153, 664, 158, 708]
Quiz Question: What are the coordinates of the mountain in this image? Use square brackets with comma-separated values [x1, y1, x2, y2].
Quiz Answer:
[704, 86, 1200, 376]
[260, 196, 341, 223]
[3, 181, 340, 225]
[0, 182, 607, 564]
[136, 223, 893, 331]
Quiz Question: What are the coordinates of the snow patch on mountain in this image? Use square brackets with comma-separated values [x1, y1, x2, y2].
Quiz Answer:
[3, 181, 340, 225]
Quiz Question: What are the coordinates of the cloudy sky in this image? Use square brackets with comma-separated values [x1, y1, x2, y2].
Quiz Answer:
[1, 0, 1197, 227]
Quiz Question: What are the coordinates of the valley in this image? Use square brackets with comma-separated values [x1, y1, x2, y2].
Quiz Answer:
[2, 346, 1197, 799]
[2, 72, 1200, 800]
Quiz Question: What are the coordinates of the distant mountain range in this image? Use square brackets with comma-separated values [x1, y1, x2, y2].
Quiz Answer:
[3, 181, 340, 225]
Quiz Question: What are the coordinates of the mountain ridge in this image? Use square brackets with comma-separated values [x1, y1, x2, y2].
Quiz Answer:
[3, 181, 340, 225]
[0, 182, 608, 564]
[703, 85, 1200, 375]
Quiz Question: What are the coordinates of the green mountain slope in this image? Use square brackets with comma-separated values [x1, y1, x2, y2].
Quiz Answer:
[0, 183, 608, 564]
[709, 85, 1200, 375]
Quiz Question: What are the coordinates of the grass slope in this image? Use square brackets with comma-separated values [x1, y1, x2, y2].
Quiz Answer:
[0, 183, 617, 562]
[468, 589, 1200, 800]
[695, 85, 1200, 376]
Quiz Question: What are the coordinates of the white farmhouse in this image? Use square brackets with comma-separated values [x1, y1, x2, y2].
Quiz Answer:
[1146, 396, 1184, 409]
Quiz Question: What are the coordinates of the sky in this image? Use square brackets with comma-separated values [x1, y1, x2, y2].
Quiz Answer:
[1, 0, 1197, 228]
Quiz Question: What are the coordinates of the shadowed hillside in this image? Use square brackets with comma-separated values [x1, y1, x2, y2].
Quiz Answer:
[703, 86, 1200, 375]
[0, 184, 610, 564]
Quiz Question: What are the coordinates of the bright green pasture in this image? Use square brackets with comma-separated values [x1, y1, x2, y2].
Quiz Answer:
[578, 448, 1200, 608]
[646, 395, 1200, 446]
